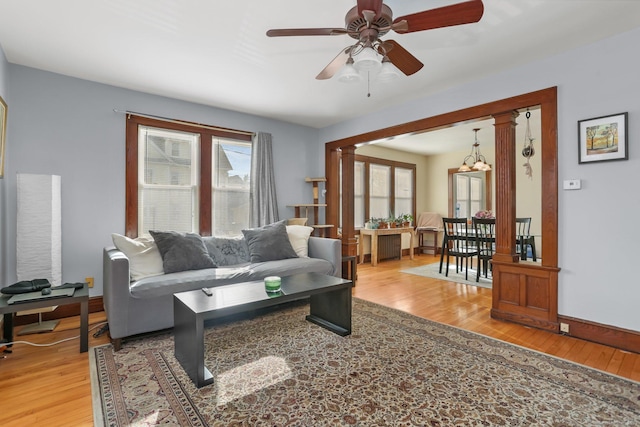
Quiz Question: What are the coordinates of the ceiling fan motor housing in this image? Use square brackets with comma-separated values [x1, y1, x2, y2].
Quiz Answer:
[345, 5, 393, 39]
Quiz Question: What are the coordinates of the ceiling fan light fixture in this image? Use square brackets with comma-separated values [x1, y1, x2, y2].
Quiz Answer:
[376, 57, 401, 82]
[336, 57, 362, 83]
[353, 46, 381, 72]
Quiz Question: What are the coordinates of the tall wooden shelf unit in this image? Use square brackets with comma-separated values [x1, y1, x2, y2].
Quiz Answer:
[287, 177, 333, 237]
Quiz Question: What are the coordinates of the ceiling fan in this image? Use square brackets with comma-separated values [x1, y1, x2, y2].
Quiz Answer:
[266, 0, 484, 80]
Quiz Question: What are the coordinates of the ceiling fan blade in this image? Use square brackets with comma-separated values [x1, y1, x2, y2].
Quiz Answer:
[390, 20, 409, 33]
[266, 28, 348, 37]
[358, 0, 383, 19]
[393, 0, 484, 34]
[316, 48, 351, 80]
[383, 40, 424, 76]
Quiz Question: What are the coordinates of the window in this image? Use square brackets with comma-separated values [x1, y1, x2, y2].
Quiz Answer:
[212, 139, 252, 236]
[395, 167, 413, 218]
[453, 171, 484, 219]
[138, 126, 199, 233]
[369, 164, 391, 219]
[346, 154, 416, 227]
[126, 115, 253, 237]
[171, 141, 180, 157]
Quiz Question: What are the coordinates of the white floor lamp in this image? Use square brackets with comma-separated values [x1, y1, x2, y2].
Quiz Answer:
[16, 173, 62, 335]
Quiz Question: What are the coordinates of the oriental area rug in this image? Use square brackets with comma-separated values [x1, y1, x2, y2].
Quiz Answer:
[90, 299, 639, 426]
[401, 261, 493, 289]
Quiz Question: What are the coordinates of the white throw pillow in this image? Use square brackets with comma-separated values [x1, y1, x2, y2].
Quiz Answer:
[286, 225, 314, 258]
[111, 233, 164, 281]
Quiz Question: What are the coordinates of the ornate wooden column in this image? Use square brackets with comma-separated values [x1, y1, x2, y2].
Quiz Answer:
[490, 108, 559, 332]
[340, 145, 357, 257]
[492, 110, 519, 263]
[325, 148, 341, 239]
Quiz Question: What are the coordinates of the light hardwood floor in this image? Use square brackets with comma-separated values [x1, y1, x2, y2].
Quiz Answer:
[0, 254, 638, 426]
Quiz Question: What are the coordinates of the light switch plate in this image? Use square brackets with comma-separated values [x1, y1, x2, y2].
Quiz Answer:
[563, 179, 581, 190]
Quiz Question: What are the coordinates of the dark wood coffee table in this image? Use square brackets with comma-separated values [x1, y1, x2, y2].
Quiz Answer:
[173, 272, 352, 388]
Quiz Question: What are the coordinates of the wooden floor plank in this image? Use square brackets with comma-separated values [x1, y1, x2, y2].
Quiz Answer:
[0, 312, 108, 427]
[354, 255, 640, 380]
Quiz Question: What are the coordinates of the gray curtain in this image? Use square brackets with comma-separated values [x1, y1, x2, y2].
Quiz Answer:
[250, 132, 279, 227]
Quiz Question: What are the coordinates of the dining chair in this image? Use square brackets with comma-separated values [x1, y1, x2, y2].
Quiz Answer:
[441, 218, 479, 280]
[473, 217, 496, 282]
[516, 217, 537, 261]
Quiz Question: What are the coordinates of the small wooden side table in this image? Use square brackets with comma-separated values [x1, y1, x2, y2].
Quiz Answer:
[0, 284, 89, 353]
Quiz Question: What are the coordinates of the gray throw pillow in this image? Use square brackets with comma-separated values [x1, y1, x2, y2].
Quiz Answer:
[149, 230, 216, 273]
[202, 236, 250, 266]
[241, 220, 298, 263]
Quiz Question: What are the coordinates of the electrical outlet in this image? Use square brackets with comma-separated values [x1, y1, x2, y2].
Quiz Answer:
[560, 322, 569, 334]
[85, 277, 94, 288]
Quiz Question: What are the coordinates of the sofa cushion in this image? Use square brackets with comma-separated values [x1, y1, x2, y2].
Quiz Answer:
[129, 258, 334, 299]
[241, 220, 298, 263]
[149, 230, 216, 273]
[202, 236, 250, 266]
[111, 233, 164, 281]
[286, 225, 314, 258]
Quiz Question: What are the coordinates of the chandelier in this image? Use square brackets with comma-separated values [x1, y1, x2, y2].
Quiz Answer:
[458, 128, 491, 172]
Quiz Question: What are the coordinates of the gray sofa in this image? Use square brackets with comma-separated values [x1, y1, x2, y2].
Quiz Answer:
[103, 235, 341, 350]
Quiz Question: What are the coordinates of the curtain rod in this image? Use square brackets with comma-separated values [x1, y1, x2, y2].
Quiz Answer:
[113, 109, 255, 137]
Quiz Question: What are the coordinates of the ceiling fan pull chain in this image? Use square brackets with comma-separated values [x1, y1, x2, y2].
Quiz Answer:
[367, 71, 371, 97]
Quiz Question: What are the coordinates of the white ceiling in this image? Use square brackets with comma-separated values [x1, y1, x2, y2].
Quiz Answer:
[370, 107, 540, 155]
[1, 0, 639, 136]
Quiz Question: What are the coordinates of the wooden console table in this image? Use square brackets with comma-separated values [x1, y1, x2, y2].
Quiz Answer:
[359, 227, 415, 266]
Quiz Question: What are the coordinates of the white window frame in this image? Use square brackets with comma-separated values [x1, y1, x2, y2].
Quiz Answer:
[137, 126, 200, 235]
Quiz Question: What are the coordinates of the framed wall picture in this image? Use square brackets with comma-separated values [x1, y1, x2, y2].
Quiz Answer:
[0, 95, 6, 178]
[578, 112, 628, 164]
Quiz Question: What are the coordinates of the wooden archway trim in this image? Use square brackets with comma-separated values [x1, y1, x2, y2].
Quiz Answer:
[325, 86, 560, 332]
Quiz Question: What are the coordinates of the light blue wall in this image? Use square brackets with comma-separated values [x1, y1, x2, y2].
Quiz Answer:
[0, 46, 8, 286]
[320, 27, 640, 332]
[4, 65, 320, 295]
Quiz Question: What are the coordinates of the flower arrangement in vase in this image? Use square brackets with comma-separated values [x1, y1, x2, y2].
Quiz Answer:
[474, 210, 495, 219]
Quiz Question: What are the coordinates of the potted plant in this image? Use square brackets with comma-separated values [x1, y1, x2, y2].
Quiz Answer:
[387, 215, 397, 228]
[401, 213, 413, 227]
[367, 217, 380, 229]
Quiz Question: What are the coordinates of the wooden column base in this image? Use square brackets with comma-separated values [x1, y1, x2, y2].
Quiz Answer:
[491, 260, 560, 332]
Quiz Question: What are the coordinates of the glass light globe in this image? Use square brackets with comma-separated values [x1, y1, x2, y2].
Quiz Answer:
[376, 60, 400, 83]
[353, 47, 381, 72]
